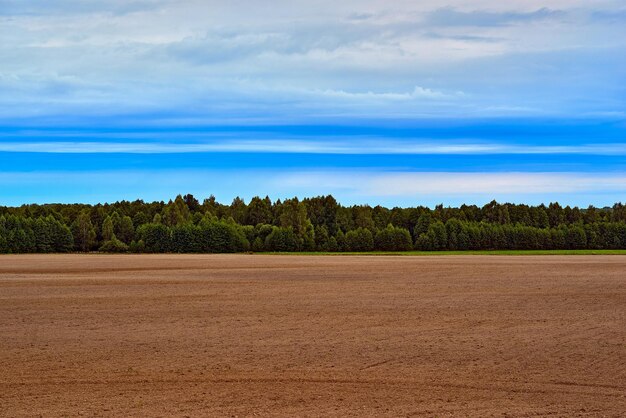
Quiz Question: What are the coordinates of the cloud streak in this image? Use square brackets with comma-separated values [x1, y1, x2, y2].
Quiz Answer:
[424, 7, 565, 27]
[1, 1, 624, 122]
[2, 140, 626, 155]
[1, 169, 626, 207]
[275, 170, 626, 201]
[0, 0, 167, 16]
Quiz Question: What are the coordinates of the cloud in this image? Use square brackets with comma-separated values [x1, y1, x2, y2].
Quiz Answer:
[424, 7, 566, 27]
[313, 86, 454, 101]
[591, 9, 626, 22]
[0, 0, 166, 16]
[2, 169, 626, 207]
[159, 20, 407, 65]
[2, 139, 626, 155]
[0, 2, 624, 123]
[421, 32, 502, 43]
[277, 171, 626, 197]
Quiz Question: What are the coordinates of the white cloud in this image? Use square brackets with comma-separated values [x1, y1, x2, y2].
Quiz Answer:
[1, 140, 626, 155]
[276, 171, 626, 196]
[0, 1, 624, 121]
[313, 86, 454, 101]
[0, 0, 168, 16]
[2, 169, 625, 207]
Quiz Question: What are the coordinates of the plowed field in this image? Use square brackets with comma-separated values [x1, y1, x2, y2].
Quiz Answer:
[1, 255, 625, 416]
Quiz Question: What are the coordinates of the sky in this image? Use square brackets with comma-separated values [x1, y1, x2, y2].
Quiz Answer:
[1, 0, 625, 207]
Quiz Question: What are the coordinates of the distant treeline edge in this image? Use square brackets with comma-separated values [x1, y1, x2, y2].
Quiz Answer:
[2, 195, 626, 253]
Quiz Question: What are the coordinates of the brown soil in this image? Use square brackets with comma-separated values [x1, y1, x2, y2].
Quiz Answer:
[1, 254, 625, 417]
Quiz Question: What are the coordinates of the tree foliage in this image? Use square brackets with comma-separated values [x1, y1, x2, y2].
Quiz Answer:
[1, 195, 626, 253]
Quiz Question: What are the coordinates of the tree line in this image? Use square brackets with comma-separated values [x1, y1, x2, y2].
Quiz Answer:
[1, 195, 626, 253]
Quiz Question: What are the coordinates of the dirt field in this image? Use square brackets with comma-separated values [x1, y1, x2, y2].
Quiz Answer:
[1, 255, 625, 417]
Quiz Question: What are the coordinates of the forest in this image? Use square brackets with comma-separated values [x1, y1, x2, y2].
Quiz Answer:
[1, 194, 626, 253]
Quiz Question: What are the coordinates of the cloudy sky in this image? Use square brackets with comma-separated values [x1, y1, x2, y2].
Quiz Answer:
[1, 0, 625, 206]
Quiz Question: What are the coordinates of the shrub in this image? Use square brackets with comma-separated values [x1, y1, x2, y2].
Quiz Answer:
[137, 223, 171, 253]
[129, 240, 146, 253]
[198, 219, 249, 252]
[345, 227, 374, 252]
[252, 237, 265, 252]
[265, 227, 299, 252]
[99, 237, 129, 253]
[374, 224, 412, 251]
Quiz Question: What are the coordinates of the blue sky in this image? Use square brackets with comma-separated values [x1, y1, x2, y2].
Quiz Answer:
[1, 0, 625, 207]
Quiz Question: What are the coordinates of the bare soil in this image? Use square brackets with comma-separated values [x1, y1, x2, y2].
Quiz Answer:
[1, 254, 625, 417]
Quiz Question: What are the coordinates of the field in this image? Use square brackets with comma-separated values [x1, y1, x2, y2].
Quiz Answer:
[1, 255, 625, 417]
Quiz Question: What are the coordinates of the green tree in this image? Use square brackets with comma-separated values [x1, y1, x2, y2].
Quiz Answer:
[252, 237, 265, 252]
[415, 233, 432, 251]
[530, 206, 549, 229]
[230, 197, 247, 224]
[374, 224, 412, 251]
[198, 218, 249, 253]
[171, 223, 200, 253]
[129, 240, 146, 253]
[414, 213, 432, 237]
[183, 194, 201, 212]
[566, 225, 587, 249]
[0, 215, 7, 253]
[33, 217, 53, 253]
[279, 198, 314, 248]
[72, 210, 96, 252]
[116, 216, 134, 244]
[137, 223, 171, 253]
[163, 195, 190, 226]
[246, 196, 273, 225]
[303, 195, 339, 234]
[327, 236, 339, 252]
[265, 227, 299, 252]
[133, 211, 149, 227]
[335, 230, 347, 251]
[427, 221, 448, 250]
[352, 205, 375, 230]
[314, 225, 330, 251]
[345, 227, 374, 252]
[99, 236, 129, 253]
[49, 216, 73, 252]
[102, 216, 115, 241]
